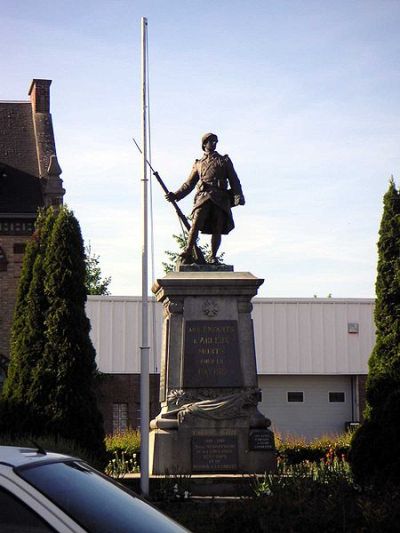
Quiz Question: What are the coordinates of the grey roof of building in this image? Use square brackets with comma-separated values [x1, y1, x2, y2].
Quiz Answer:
[0, 100, 43, 216]
[0, 101, 39, 178]
[0, 164, 43, 214]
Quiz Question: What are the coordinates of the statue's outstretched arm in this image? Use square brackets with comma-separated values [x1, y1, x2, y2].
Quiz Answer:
[173, 162, 200, 201]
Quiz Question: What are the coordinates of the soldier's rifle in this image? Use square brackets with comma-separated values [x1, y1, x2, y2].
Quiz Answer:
[132, 138, 206, 264]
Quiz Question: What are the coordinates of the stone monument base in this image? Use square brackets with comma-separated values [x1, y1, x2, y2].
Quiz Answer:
[150, 416, 276, 475]
[150, 270, 276, 476]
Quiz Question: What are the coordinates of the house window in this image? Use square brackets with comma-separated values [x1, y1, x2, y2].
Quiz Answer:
[13, 243, 26, 254]
[112, 403, 128, 434]
[287, 392, 304, 402]
[329, 392, 345, 403]
[136, 407, 141, 431]
[0, 367, 5, 391]
[0, 247, 7, 271]
[0, 355, 9, 394]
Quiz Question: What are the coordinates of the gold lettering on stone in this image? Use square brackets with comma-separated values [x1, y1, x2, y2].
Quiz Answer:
[192, 436, 238, 472]
[183, 320, 242, 387]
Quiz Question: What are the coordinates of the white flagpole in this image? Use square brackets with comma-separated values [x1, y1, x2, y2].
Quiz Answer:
[140, 15, 150, 497]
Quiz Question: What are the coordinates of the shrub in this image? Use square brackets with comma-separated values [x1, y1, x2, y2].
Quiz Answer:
[105, 429, 141, 457]
[104, 429, 141, 478]
[276, 431, 352, 464]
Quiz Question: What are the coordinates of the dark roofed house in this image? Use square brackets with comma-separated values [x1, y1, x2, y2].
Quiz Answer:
[0, 79, 64, 367]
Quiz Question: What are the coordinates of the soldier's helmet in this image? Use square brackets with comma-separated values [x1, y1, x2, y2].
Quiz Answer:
[201, 133, 218, 150]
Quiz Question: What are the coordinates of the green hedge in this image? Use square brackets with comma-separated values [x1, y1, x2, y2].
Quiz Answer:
[103, 429, 353, 469]
[104, 429, 141, 457]
[275, 431, 352, 464]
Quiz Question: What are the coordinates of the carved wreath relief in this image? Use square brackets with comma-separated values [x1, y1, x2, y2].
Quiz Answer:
[202, 299, 219, 317]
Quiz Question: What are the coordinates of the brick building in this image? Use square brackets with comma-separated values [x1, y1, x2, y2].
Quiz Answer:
[0, 79, 64, 382]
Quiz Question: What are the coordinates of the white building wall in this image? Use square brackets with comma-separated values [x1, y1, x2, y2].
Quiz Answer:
[252, 298, 375, 375]
[258, 375, 354, 439]
[86, 296, 163, 374]
[87, 296, 375, 376]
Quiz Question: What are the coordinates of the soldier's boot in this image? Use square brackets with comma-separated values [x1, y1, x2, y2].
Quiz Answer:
[209, 234, 222, 264]
[208, 255, 221, 265]
[178, 250, 195, 265]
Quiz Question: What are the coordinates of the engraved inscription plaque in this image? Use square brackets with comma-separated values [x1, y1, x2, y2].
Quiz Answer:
[183, 320, 242, 387]
[192, 436, 238, 472]
[248, 429, 275, 451]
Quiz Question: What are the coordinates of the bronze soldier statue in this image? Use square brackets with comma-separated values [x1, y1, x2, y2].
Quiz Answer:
[166, 133, 245, 264]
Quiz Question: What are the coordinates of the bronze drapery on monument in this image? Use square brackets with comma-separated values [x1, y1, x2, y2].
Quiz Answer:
[149, 133, 275, 477]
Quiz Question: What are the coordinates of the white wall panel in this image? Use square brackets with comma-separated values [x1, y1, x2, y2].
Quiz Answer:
[86, 296, 163, 374]
[253, 299, 374, 375]
[258, 375, 353, 439]
[87, 297, 374, 376]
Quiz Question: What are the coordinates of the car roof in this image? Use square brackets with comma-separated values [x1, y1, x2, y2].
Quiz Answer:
[0, 446, 78, 468]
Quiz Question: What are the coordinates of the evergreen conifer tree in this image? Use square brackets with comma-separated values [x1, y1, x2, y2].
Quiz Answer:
[2, 209, 55, 428]
[350, 178, 400, 487]
[2, 207, 105, 457]
[31, 206, 104, 455]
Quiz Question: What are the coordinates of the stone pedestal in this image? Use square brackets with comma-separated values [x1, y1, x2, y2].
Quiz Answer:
[150, 270, 276, 474]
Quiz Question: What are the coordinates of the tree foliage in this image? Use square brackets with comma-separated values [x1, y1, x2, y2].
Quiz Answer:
[3, 208, 54, 406]
[84, 243, 111, 295]
[162, 231, 225, 273]
[1, 206, 105, 457]
[349, 178, 400, 487]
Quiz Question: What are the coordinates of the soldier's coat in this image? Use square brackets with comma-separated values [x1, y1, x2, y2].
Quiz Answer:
[174, 151, 243, 235]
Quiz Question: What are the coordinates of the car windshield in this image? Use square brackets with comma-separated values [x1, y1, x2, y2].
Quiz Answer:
[17, 460, 188, 533]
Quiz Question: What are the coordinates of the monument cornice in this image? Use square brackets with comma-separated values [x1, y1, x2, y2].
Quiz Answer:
[152, 271, 264, 300]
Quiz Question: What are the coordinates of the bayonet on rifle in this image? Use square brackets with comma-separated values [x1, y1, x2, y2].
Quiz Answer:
[132, 138, 206, 264]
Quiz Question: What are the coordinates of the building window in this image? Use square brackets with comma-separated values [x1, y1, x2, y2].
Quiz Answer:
[348, 323, 359, 334]
[0, 247, 7, 271]
[13, 243, 26, 254]
[287, 392, 304, 402]
[0, 368, 5, 391]
[0, 355, 9, 393]
[112, 403, 128, 434]
[136, 407, 141, 430]
[329, 392, 345, 403]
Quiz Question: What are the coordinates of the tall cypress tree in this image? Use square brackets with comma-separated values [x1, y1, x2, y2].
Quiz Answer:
[2, 208, 54, 423]
[350, 178, 400, 487]
[31, 206, 104, 455]
[2, 207, 104, 457]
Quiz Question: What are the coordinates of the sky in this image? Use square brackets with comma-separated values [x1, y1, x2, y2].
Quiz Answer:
[1, 0, 400, 298]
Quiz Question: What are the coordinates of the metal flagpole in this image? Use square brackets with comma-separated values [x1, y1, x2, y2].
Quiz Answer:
[140, 15, 150, 497]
